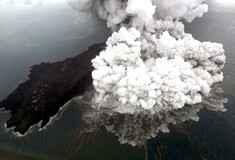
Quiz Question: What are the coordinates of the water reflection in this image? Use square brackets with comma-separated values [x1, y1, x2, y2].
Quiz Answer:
[81, 84, 227, 146]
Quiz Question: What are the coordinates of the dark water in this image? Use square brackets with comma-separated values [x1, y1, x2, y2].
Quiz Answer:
[0, 1, 235, 160]
[0, 3, 111, 100]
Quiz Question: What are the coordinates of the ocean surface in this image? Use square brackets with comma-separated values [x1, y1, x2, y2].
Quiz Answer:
[0, 2, 111, 100]
[0, 1, 234, 160]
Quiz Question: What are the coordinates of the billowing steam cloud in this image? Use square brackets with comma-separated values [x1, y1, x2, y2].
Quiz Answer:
[68, 0, 226, 114]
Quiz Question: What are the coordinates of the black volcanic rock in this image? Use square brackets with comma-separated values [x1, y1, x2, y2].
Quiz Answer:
[0, 43, 105, 134]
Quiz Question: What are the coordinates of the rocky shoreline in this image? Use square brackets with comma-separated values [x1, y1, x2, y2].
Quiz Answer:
[0, 43, 105, 134]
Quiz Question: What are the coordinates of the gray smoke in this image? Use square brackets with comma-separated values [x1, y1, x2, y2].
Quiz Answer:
[82, 84, 227, 146]
[68, 0, 208, 29]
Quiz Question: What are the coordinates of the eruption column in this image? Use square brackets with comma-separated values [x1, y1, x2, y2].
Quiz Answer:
[68, 0, 226, 114]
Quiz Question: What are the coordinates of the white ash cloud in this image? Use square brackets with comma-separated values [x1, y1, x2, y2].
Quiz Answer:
[68, 0, 226, 114]
[92, 27, 225, 113]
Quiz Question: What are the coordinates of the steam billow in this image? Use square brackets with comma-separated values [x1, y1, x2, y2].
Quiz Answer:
[68, 0, 226, 114]
[66, 0, 227, 146]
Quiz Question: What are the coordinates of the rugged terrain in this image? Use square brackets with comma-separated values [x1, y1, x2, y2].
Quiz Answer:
[0, 43, 105, 134]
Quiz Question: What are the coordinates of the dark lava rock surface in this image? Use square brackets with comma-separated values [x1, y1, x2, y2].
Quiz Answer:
[0, 43, 105, 134]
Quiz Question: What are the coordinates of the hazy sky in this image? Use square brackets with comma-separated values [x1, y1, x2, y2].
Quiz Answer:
[0, 0, 65, 6]
[1, 0, 234, 6]
[207, 0, 235, 13]
[1, 0, 235, 12]
[214, 0, 235, 5]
